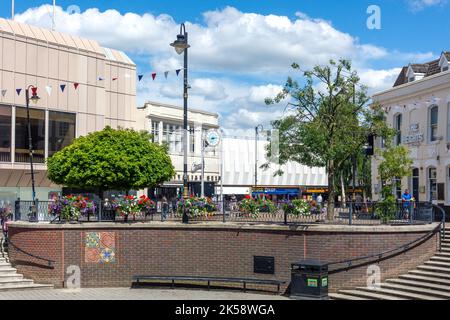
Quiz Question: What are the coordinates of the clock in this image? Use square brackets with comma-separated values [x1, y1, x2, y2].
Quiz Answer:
[205, 130, 220, 147]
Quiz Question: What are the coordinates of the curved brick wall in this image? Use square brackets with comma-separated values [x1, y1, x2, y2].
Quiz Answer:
[7, 222, 440, 293]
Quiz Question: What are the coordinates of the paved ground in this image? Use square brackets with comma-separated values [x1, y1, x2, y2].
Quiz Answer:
[0, 287, 290, 300]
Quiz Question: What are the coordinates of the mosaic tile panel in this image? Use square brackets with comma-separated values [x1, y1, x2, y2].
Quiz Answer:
[85, 232, 116, 263]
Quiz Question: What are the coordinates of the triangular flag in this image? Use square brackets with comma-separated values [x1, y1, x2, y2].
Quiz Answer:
[138, 75, 143, 82]
[151, 73, 157, 80]
[45, 85, 52, 96]
[74, 83, 79, 90]
[176, 69, 181, 76]
[112, 77, 118, 81]
[98, 77, 105, 81]
[60, 84, 66, 93]
[164, 71, 169, 79]
[1, 90, 6, 97]
[16, 89, 22, 96]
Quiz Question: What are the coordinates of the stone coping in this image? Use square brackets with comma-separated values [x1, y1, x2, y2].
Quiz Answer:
[8, 221, 440, 234]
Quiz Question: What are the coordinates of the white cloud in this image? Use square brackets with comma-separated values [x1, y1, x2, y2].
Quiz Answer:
[14, 5, 434, 129]
[407, 0, 447, 11]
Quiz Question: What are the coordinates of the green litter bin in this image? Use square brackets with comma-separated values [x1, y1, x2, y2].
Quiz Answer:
[291, 260, 329, 299]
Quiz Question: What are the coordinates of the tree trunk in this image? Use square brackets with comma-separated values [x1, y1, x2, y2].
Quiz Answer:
[327, 161, 336, 221]
[340, 174, 346, 208]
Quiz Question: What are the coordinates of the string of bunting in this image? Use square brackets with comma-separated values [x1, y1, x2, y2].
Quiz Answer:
[0, 68, 182, 98]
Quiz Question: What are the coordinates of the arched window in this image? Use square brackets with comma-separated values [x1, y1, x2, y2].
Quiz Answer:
[429, 105, 439, 142]
[394, 114, 402, 145]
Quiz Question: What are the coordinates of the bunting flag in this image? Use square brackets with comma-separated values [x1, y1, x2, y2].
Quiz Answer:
[176, 69, 181, 76]
[1, 90, 6, 97]
[98, 77, 105, 81]
[138, 75, 143, 82]
[16, 89, 22, 96]
[74, 83, 79, 90]
[60, 84, 66, 93]
[151, 73, 157, 80]
[45, 85, 52, 96]
[112, 77, 118, 81]
[164, 71, 169, 79]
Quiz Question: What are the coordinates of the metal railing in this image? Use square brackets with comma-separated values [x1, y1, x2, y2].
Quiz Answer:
[5, 199, 441, 226]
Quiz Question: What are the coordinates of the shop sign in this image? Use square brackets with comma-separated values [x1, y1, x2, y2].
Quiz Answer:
[402, 133, 424, 144]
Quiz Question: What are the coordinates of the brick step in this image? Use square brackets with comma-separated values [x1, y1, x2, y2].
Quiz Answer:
[356, 286, 441, 300]
[337, 289, 407, 300]
[0, 268, 17, 274]
[440, 248, 450, 253]
[441, 243, 450, 248]
[424, 261, 450, 268]
[0, 283, 54, 292]
[0, 279, 34, 288]
[0, 273, 23, 280]
[328, 293, 368, 300]
[435, 252, 450, 258]
[430, 256, 450, 263]
[384, 280, 450, 298]
[409, 269, 450, 279]
[399, 274, 450, 286]
[0, 264, 12, 269]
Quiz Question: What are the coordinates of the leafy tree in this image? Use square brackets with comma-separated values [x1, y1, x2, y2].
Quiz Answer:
[265, 60, 389, 220]
[47, 126, 176, 196]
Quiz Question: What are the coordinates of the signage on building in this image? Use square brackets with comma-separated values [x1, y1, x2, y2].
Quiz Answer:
[402, 133, 424, 144]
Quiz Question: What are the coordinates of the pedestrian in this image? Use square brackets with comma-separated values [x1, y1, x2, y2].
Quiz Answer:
[402, 189, 412, 220]
[161, 196, 169, 221]
[316, 194, 323, 210]
[355, 193, 363, 213]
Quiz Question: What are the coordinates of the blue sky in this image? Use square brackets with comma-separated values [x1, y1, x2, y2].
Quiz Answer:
[1, 0, 449, 128]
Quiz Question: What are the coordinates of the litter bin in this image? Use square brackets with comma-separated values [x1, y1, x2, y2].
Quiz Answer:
[291, 260, 328, 299]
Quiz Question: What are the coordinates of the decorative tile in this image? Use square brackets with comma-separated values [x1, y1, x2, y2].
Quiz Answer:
[85, 232, 116, 263]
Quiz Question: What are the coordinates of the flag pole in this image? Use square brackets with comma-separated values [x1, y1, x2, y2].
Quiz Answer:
[52, 0, 56, 30]
[11, 0, 14, 20]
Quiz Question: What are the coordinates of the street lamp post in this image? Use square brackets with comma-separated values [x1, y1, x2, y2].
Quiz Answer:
[254, 124, 264, 197]
[25, 85, 40, 222]
[171, 23, 190, 224]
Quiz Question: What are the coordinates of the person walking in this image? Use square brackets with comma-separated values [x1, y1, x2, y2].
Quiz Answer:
[161, 196, 169, 221]
[316, 194, 323, 210]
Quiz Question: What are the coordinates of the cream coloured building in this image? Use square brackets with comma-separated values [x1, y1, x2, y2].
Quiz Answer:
[139, 101, 220, 198]
[371, 52, 450, 209]
[0, 18, 137, 202]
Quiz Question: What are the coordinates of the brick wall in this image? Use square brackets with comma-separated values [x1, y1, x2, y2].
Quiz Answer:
[7, 223, 439, 293]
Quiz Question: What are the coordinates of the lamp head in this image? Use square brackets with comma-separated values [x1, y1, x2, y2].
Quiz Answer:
[170, 34, 190, 55]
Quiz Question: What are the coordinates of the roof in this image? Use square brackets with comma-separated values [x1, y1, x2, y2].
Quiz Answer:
[393, 51, 450, 87]
[0, 18, 134, 66]
[144, 101, 219, 118]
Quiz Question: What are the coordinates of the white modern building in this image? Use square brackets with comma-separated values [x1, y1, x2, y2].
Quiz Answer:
[371, 51, 450, 210]
[220, 131, 328, 200]
[138, 101, 220, 199]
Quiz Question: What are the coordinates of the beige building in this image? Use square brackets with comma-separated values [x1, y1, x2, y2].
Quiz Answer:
[139, 101, 220, 198]
[0, 18, 137, 202]
[371, 52, 450, 208]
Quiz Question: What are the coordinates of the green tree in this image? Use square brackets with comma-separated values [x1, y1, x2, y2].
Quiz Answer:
[265, 60, 389, 220]
[47, 126, 176, 195]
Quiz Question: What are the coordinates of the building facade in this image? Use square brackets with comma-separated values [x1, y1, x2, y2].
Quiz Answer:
[371, 52, 450, 208]
[0, 18, 137, 203]
[139, 101, 220, 199]
[220, 132, 328, 200]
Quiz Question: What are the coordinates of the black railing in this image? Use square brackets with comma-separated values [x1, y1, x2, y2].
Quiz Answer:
[5, 199, 441, 226]
[326, 203, 446, 274]
[5, 237, 55, 268]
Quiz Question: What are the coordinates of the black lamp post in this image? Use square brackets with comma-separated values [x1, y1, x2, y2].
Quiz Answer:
[171, 23, 190, 224]
[25, 85, 40, 222]
[254, 124, 264, 197]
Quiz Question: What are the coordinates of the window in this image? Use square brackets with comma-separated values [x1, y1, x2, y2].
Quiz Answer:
[151, 121, 159, 143]
[394, 114, 402, 145]
[393, 177, 402, 199]
[411, 168, 419, 201]
[409, 76, 415, 82]
[0, 105, 12, 162]
[429, 105, 439, 142]
[443, 66, 449, 72]
[48, 111, 76, 156]
[428, 167, 437, 201]
[15, 107, 45, 163]
[448, 103, 450, 142]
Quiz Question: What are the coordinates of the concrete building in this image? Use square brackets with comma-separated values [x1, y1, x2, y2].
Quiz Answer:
[0, 18, 137, 203]
[371, 52, 450, 209]
[139, 101, 220, 199]
[220, 131, 328, 200]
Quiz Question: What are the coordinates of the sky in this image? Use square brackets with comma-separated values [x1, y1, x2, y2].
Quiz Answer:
[1, 0, 449, 129]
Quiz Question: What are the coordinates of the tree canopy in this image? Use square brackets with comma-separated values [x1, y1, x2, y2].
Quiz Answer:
[265, 59, 390, 219]
[47, 126, 176, 192]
